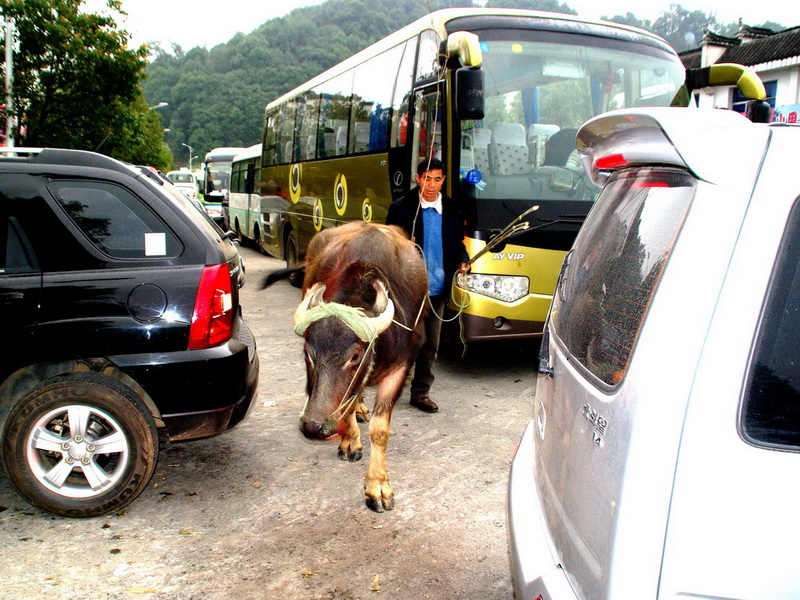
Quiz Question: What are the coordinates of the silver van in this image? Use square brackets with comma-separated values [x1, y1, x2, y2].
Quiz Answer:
[508, 106, 800, 599]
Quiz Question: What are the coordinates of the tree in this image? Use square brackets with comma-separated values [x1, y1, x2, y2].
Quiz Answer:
[484, 0, 576, 14]
[650, 4, 721, 52]
[0, 0, 171, 170]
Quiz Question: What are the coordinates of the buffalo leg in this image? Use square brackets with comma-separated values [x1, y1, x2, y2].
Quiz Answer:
[364, 365, 406, 512]
[338, 407, 363, 462]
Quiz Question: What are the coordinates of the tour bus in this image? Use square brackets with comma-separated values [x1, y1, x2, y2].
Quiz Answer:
[228, 144, 262, 244]
[258, 7, 690, 342]
[201, 146, 246, 226]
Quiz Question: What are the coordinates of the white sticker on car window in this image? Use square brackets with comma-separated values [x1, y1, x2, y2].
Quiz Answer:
[145, 232, 167, 256]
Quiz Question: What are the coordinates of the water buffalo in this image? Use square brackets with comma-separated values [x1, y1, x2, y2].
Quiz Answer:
[264, 221, 428, 511]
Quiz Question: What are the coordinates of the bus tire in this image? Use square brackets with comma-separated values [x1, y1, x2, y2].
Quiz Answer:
[235, 219, 247, 247]
[286, 232, 303, 288]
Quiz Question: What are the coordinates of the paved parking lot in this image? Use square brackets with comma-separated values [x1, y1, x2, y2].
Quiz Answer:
[0, 246, 538, 600]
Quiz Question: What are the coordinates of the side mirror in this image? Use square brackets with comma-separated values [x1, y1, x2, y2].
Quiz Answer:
[455, 67, 484, 121]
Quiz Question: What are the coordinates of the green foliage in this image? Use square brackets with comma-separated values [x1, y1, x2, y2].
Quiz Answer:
[146, 0, 454, 164]
[0, 0, 171, 170]
[604, 4, 785, 52]
[484, 0, 576, 15]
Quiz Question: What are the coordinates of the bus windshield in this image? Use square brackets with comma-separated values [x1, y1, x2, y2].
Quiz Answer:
[206, 160, 234, 192]
[458, 29, 685, 205]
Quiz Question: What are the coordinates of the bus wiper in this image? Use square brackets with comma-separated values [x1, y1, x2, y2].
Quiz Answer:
[531, 214, 587, 229]
[469, 205, 539, 264]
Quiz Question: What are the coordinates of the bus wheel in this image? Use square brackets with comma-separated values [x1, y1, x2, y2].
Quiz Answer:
[235, 219, 247, 247]
[286, 232, 303, 288]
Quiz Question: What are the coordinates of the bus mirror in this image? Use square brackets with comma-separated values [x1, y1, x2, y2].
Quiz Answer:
[455, 67, 484, 121]
[746, 100, 772, 123]
[447, 31, 482, 68]
[671, 63, 767, 109]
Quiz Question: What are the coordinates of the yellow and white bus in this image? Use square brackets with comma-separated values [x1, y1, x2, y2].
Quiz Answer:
[257, 7, 687, 341]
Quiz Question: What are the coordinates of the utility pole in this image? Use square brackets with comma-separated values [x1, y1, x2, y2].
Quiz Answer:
[4, 17, 14, 147]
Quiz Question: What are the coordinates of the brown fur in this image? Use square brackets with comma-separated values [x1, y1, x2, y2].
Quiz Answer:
[297, 222, 428, 512]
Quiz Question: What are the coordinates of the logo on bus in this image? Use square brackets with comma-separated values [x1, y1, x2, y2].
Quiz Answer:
[334, 174, 348, 216]
[493, 252, 525, 260]
[313, 198, 323, 231]
[362, 198, 373, 222]
[289, 164, 302, 203]
[393, 171, 403, 187]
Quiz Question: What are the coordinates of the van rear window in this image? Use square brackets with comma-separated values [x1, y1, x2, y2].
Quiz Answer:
[551, 168, 695, 387]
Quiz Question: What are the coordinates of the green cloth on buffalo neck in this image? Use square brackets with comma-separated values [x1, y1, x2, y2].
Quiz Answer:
[294, 301, 379, 343]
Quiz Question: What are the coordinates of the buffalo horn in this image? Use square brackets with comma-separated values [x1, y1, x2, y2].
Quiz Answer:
[363, 280, 395, 335]
[293, 283, 327, 326]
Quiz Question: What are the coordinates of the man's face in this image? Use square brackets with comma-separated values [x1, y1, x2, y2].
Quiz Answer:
[416, 169, 445, 202]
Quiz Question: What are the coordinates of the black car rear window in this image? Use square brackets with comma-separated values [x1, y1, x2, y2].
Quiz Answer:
[742, 197, 800, 449]
[49, 181, 182, 259]
[551, 167, 695, 387]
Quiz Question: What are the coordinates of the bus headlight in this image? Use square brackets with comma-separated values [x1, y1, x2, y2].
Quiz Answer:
[456, 273, 530, 303]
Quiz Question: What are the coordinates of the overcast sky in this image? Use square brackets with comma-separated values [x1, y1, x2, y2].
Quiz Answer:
[84, 0, 800, 51]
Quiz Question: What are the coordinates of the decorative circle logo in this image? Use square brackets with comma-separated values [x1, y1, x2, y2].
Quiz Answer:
[334, 173, 347, 215]
[393, 171, 403, 187]
[362, 198, 373, 222]
[313, 198, 323, 231]
[289, 164, 301, 203]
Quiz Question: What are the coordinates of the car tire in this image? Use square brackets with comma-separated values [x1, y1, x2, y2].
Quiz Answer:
[2, 372, 159, 518]
[286, 232, 304, 288]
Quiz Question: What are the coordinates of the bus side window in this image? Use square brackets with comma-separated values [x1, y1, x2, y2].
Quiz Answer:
[276, 101, 298, 165]
[316, 71, 353, 159]
[297, 91, 320, 161]
[264, 112, 279, 166]
[351, 43, 404, 154]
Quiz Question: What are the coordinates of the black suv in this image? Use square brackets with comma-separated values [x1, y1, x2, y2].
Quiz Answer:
[0, 148, 259, 517]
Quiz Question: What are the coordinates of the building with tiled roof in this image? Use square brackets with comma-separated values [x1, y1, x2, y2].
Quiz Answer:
[679, 23, 800, 122]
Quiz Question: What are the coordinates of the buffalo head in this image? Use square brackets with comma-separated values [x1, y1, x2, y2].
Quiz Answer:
[294, 276, 394, 441]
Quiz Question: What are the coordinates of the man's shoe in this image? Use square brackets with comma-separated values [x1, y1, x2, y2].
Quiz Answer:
[410, 396, 438, 413]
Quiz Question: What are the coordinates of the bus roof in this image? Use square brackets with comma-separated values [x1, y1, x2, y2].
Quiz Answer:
[204, 147, 248, 162]
[265, 7, 675, 112]
[232, 144, 262, 164]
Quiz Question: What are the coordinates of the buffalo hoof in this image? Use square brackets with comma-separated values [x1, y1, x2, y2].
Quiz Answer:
[338, 448, 362, 462]
[365, 494, 395, 513]
[355, 401, 370, 423]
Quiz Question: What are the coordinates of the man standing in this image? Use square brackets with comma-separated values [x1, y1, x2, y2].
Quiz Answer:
[386, 158, 470, 413]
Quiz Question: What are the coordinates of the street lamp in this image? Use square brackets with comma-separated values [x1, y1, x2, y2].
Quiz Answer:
[181, 143, 193, 170]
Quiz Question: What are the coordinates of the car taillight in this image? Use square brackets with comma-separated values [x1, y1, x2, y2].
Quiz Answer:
[188, 264, 234, 349]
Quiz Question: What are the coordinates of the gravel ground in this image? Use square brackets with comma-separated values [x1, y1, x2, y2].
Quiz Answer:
[0, 245, 539, 600]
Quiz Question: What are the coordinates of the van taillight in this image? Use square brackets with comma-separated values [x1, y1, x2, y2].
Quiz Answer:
[188, 264, 234, 349]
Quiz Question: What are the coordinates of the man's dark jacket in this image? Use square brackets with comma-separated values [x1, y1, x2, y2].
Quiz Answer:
[385, 192, 470, 294]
